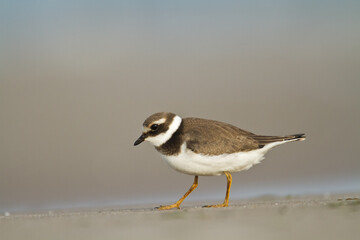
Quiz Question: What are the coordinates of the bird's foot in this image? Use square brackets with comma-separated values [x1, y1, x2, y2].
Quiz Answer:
[155, 203, 181, 210]
[202, 203, 228, 208]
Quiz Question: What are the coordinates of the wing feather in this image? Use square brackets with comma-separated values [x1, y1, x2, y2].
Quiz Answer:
[183, 118, 259, 155]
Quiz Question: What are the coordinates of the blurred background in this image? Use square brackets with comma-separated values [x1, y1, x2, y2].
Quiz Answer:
[1, 0, 359, 213]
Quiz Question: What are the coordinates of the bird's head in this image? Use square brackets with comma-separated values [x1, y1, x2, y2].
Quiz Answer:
[134, 112, 182, 147]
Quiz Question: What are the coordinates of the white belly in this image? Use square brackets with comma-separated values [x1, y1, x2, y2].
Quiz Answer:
[160, 142, 283, 176]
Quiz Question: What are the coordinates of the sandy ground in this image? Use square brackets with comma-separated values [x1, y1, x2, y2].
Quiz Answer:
[1, 195, 360, 240]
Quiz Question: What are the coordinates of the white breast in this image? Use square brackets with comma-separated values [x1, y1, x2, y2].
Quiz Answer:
[160, 141, 287, 176]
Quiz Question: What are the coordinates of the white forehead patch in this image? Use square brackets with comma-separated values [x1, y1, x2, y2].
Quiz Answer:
[146, 115, 182, 147]
[152, 118, 166, 125]
[143, 126, 151, 132]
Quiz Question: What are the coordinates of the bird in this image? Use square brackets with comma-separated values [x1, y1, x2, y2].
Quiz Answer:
[134, 112, 305, 210]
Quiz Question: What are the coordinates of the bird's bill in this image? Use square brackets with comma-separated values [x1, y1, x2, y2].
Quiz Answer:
[134, 134, 146, 146]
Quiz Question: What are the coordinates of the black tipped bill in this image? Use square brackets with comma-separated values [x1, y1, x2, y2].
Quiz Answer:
[134, 134, 146, 146]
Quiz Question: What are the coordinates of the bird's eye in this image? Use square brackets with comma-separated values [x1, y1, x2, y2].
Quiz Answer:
[150, 124, 159, 131]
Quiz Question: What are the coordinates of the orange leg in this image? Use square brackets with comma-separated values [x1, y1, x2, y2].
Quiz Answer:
[203, 171, 232, 208]
[157, 176, 198, 210]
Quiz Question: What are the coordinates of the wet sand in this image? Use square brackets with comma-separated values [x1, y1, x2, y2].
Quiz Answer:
[1, 195, 359, 240]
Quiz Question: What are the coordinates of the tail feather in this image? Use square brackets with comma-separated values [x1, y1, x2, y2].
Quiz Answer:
[254, 133, 306, 148]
